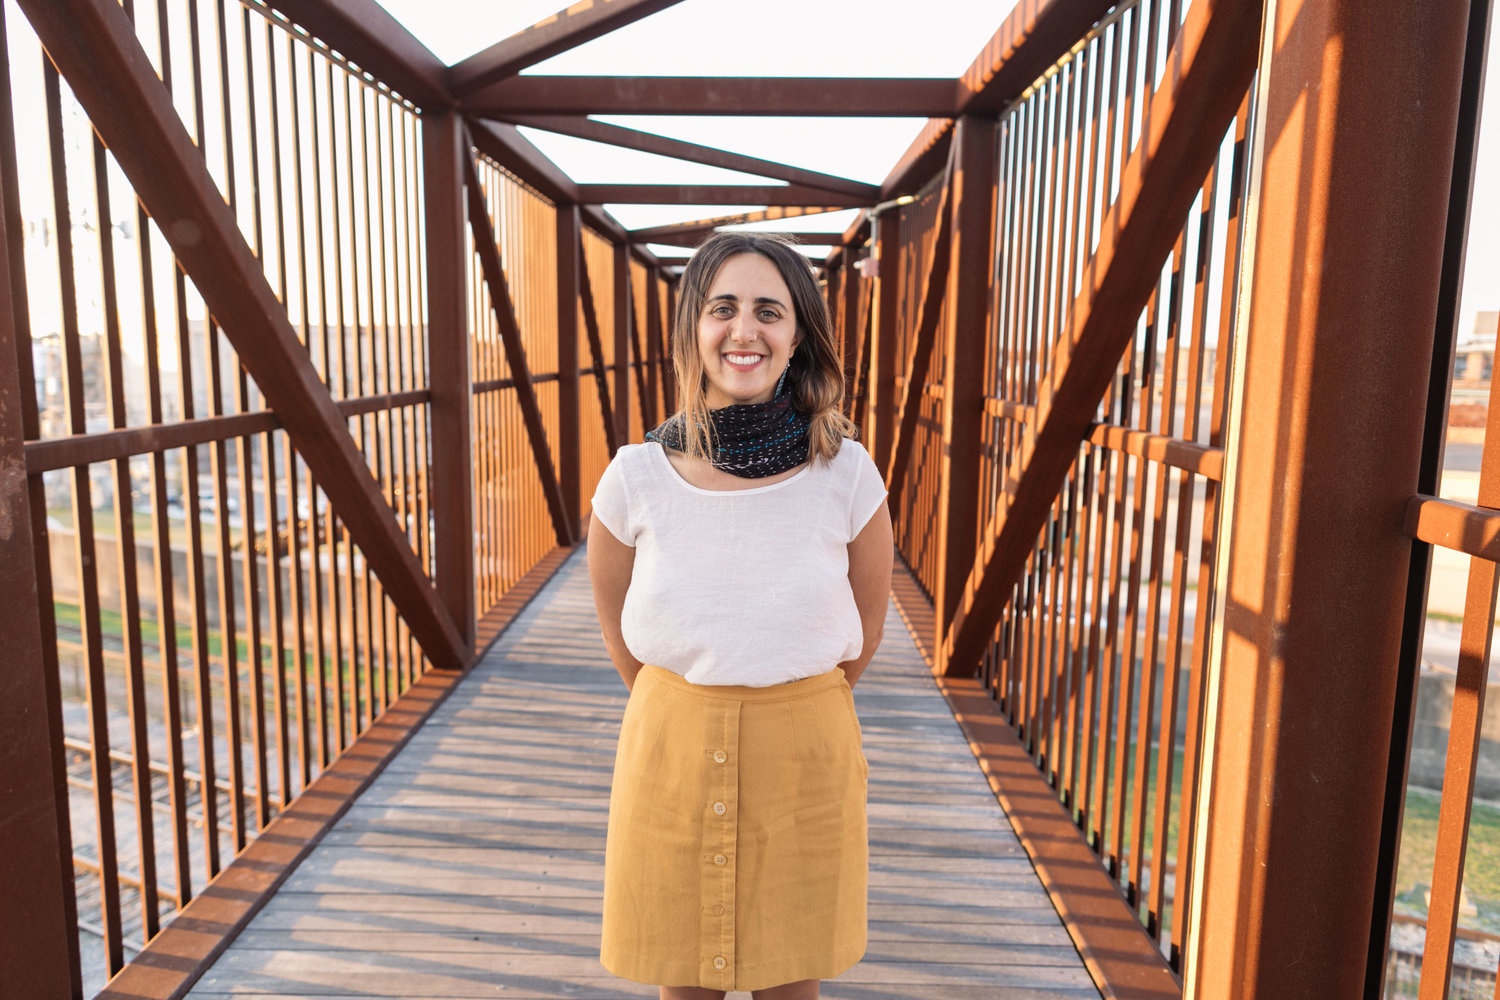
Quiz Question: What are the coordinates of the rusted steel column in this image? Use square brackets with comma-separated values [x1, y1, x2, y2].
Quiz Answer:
[933, 115, 996, 667]
[842, 253, 862, 404]
[1191, 0, 1474, 996]
[0, 110, 77, 996]
[869, 212, 901, 472]
[644, 265, 661, 427]
[557, 204, 583, 532]
[613, 243, 632, 444]
[422, 109, 475, 651]
[825, 259, 842, 349]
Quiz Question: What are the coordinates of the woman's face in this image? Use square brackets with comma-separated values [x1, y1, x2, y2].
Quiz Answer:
[696, 252, 800, 409]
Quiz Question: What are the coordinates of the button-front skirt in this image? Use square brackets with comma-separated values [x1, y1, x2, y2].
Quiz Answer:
[600, 664, 868, 992]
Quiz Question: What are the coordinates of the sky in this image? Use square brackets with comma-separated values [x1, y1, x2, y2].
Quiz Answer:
[378, 0, 1500, 344]
[373, 0, 1023, 255]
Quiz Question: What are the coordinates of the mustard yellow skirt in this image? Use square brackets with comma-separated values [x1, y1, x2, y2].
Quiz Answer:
[600, 665, 868, 992]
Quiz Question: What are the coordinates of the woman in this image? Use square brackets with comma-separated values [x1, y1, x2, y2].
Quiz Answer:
[587, 231, 894, 1000]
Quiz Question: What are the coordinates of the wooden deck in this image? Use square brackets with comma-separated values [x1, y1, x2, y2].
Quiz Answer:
[184, 548, 1100, 999]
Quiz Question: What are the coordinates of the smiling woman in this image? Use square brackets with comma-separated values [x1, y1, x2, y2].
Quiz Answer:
[587, 232, 894, 1000]
[651, 233, 856, 479]
[697, 253, 798, 407]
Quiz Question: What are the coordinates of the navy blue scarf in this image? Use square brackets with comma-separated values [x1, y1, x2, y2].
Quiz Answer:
[645, 393, 812, 478]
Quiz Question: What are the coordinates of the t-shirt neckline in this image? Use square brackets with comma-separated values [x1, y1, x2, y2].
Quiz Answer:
[647, 441, 813, 496]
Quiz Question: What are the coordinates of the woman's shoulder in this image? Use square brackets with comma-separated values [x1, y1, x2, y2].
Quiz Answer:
[612, 441, 663, 469]
[826, 435, 877, 474]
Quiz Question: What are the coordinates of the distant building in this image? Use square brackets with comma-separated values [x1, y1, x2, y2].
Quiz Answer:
[1455, 310, 1498, 385]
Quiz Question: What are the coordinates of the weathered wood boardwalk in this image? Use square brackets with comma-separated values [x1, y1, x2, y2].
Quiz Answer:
[185, 548, 1099, 999]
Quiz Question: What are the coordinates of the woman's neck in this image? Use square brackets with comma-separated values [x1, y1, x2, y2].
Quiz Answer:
[662, 447, 806, 491]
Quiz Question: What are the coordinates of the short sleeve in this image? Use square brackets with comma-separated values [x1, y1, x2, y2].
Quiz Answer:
[847, 443, 888, 541]
[590, 452, 635, 546]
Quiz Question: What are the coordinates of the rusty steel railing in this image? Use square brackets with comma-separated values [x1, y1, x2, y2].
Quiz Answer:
[859, 0, 1252, 977]
[0, 1, 669, 995]
[4, 2, 444, 987]
[823, 0, 1488, 996]
[1, 0, 1490, 998]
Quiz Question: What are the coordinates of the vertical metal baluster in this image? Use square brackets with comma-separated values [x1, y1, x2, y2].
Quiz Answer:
[45, 57, 125, 973]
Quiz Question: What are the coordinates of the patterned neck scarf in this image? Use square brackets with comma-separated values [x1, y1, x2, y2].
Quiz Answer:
[646, 391, 812, 478]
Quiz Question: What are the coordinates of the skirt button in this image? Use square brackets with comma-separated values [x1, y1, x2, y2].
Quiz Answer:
[713, 854, 727, 866]
[713, 956, 727, 970]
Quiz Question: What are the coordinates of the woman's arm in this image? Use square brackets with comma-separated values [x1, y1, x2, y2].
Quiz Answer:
[838, 501, 894, 688]
[587, 512, 645, 690]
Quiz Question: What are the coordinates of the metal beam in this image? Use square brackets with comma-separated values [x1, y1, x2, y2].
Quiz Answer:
[875, 0, 1117, 201]
[502, 115, 881, 199]
[468, 118, 581, 205]
[423, 111, 476, 650]
[1190, 0, 1475, 995]
[18, 0, 469, 670]
[578, 184, 868, 207]
[941, 0, 1261, 678]
[461, 146, 574, 547]
[557, 204, 583, 534]
[868, 211, 901, 473]
[932, 115, 996, 671]
[258, 0, 449, 108]
[577, 234, 620, 455]
[884, 160, 954, 512]
[642, 232, 845, 248]
[880, 118, 954, 200]
[630, 206, 851, 243]
[449, 0, 689, 97]
[647, 266, 673, 420]
[615, 245, 642, 441]
[463, 120, 650, 264]
[955, 0, 1118, 114]
[463, 76, 957, 117]
[0, 52, 76, 989]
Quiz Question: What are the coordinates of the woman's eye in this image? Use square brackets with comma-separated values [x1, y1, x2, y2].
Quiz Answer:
[759, 309, 781, 321]
[710, 305, 734, 318]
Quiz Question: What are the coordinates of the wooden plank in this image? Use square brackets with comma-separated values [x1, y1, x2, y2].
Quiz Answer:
[888, 558, 1177, 999]
[95, 548, 574, 1000]
[180, 552, 1098, 999]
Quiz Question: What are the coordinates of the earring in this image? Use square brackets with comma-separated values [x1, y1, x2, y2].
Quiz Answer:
[775, 361, 791, 398]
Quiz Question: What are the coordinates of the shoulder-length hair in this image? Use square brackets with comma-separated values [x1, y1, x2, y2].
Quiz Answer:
[669, 231, 855, 464]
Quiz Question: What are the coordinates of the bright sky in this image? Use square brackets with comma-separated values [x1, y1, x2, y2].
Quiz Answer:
[379, 0, 1500, 342]
[374, 0, 1020, 253]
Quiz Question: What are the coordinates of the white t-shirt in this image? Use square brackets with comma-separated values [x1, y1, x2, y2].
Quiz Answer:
[590, 438, 888, 687]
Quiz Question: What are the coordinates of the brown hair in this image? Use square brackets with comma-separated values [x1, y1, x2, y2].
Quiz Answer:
[669, 232, 854, 463]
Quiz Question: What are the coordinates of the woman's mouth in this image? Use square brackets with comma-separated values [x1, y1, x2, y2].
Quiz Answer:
[723, 353, 765, 371]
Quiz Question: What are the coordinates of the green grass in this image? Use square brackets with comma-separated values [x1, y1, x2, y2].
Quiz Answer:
[53, 598, 356, 688]
[1394, 786, 1500, 934]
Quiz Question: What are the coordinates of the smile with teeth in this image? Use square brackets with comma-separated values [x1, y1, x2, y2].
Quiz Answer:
[722, 352, 766, 370]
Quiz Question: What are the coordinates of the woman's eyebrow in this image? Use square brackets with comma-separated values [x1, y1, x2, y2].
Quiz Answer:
[707, 293, 787, 309]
